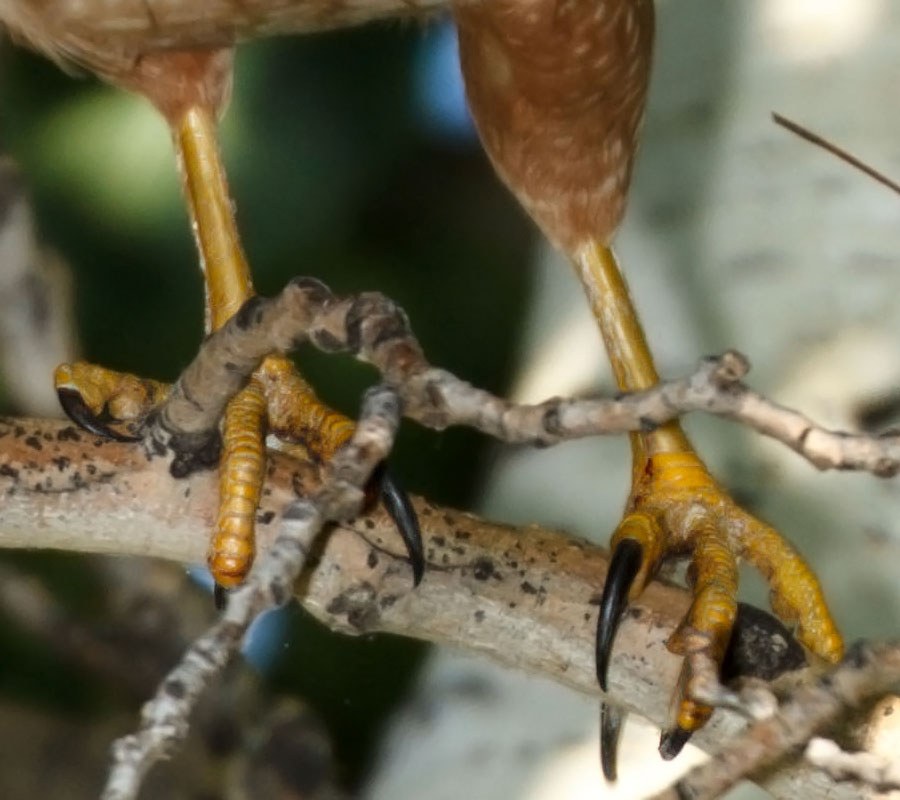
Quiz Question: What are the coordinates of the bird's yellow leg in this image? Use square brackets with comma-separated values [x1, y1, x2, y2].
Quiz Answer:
[173, 103, 253, 333]
[55, 59, 422, 591]
[580, 241, 843, 755]
[52, 98, 267, 587]
[145, 99, 271, 591]
[176, 100, 422, 584]
[175, 101, 403, 590]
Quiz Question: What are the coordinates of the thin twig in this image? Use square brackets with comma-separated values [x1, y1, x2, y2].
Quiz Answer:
[651, 642, 900, 800]
[152, 280, 900, 479]
[805, 737, 900, 793]
[101, 386, 401, 799]
[773, 112, 900, 197]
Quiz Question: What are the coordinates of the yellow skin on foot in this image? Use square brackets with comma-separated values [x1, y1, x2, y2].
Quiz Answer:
[54, 354, 357, 589]
[617, 448, 843, 731]
[54, 362, 169, 438]
[581, 242, 843, 736]
[54, 57, 361, 590]
[455, 0, 843, 749]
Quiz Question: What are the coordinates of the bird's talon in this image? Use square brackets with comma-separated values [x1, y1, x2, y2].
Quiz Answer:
[596, 537, 643, 691]
[56, 387, 142, 442]
[213, 584, 229, 611]
[659, 726, 693, 761]
[600, 701, 625, 782]
[594, 443, 841, 778]
[54, 362, 168, 441]
[375, 463, 425, 586]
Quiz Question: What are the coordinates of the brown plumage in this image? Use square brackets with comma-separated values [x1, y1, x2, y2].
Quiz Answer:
[0, 0, 441, 80]
[455, 0, 654, 252]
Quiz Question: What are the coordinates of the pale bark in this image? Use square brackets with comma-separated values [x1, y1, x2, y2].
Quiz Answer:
[1, 417, 897, 799]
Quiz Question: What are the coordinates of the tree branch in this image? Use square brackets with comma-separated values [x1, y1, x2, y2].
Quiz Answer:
[805, 737, 900, 793]
[5, 278, 900, 796]
[153, 281, 900, 480]
[2, 416, 897, 799]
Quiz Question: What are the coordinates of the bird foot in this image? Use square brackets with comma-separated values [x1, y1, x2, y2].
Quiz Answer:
[596, 448, 843, 770]
[55, 362, 168, 442]
[54, 356, 423, 592]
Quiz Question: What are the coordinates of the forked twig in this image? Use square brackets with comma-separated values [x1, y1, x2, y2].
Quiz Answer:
[152, 279, 900, 481]
[650, 642, 900, 800]
[101, 385, 401, 799]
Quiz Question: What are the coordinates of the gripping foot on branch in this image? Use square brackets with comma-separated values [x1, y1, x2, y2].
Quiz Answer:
[596, 445, 845, 768]
[54, 357, 423, 593]
[53, 48, 422, 599]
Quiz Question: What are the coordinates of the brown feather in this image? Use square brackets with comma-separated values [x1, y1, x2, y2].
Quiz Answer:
[454, 0, 655, 253]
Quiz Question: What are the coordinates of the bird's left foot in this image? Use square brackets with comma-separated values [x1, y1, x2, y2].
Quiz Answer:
[55, 355, 423, 594]
[596, 445, 843, 770]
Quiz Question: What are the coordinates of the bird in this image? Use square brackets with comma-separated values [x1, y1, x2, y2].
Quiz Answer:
[0, 0, 844, 775]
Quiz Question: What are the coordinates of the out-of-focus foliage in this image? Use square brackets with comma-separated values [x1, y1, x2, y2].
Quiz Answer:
[0, 19, 536, 789]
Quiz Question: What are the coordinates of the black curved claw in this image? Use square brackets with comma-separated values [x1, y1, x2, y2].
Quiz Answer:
[659, 726, 692, 760]
[600, 701, 625, 781]
[596, 538, 643, 691]
[57, 387, 141, 442]
[376, 463, 424, 586]
[213, 584, 229, 611]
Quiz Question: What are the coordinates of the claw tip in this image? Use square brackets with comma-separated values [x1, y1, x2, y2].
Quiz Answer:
[600, 702, 624, 782]
[213, 584, 228, 611]
[411, 559, 424, 588]
[659, 726, 692, 761]
[378, 465, 425, 588]
[596, 538, 643, 691]
[57, 387, 140, 442]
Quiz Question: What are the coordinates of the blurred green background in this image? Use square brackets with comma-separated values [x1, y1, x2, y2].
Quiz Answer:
[0, 18, 537, 791]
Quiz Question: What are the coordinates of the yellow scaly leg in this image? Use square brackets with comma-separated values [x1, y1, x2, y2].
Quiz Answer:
[583, 242, 843, 758]
[55, 50, 423, 594]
